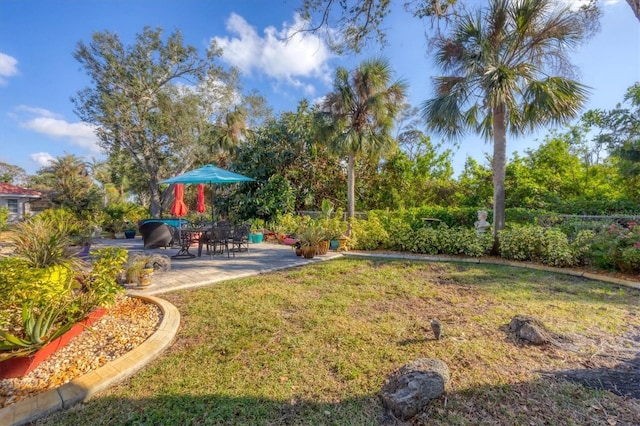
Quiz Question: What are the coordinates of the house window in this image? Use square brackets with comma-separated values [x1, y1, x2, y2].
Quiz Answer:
[7, 199, 18, 213]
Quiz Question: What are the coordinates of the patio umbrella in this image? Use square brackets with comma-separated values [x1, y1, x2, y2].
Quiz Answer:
[170, 184, 189, 217]
[196, 183, 206, 213]
[169, 183, 189, 249]
[160, 164, 254, 222]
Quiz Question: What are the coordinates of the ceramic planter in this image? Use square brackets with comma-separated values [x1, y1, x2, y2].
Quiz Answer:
[0, 307, 108, 379]
[249, 233, 264, 244]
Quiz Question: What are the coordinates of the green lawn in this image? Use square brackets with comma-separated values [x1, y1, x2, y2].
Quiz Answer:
[41, 258, 640, 425]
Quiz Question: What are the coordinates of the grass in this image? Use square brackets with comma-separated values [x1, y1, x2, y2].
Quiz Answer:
[40, 258, 640, 425]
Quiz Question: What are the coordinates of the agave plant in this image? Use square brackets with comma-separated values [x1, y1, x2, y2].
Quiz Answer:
[0, 303, 73, 360]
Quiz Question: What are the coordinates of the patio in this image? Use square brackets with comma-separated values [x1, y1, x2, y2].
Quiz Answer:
[91, 236, 342, 296]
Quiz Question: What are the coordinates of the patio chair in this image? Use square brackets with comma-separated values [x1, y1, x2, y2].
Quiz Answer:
[203, 225, 232, 258]
[229, 223, 250, 256]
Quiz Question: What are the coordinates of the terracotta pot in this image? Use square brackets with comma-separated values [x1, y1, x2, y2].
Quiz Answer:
[0, 307, 108, 379]
[316, 240, 330, 255]
[295, 247, 303, 256]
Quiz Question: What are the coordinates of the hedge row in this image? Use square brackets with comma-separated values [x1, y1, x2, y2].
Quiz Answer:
[348, 209, 640, 274]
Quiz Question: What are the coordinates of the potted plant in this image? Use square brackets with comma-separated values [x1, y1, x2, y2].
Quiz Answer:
[123, 221, 137, 239]
[298, 225, 326, 259]
[104, 220, 126, 238]
[124, 253, 171, 287]
[249, 219, 265, 244]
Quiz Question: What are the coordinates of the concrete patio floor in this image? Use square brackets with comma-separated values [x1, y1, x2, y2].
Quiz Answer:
[91, 236, 342, 296]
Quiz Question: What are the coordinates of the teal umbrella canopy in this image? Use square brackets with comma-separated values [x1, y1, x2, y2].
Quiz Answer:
[160, 165, 254, 185]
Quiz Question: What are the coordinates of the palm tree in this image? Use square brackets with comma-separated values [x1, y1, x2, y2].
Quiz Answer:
[321, 58, 407, 235]
[422, 0, 590, 250]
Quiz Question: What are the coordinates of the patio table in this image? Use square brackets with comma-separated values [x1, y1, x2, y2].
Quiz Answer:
[172, 228, 208, 259]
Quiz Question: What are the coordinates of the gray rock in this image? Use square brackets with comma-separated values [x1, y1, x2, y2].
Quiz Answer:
[509, 315, 551, 345]
[380, 358, 450, 421]
[430, 319, 443, 340]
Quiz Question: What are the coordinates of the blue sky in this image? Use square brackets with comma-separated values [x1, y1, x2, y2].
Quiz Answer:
[0, 0, 638, 178]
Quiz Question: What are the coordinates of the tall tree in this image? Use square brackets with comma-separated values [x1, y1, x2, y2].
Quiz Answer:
[583, 82, 640, 202]
[298, 0, 459, 53]
[0, 162, 27, 185]
[421, 0, 591, 250]
[34, 154, 103, 220]
[320, 58, 407, 234]
[72, 27, 238, 217]
[231, 101, 344, 221]
[298, 0, 600, 53]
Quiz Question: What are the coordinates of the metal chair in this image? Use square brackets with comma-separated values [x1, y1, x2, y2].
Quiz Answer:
[229, 224, 250, 256]
[204, 225, 232, 258]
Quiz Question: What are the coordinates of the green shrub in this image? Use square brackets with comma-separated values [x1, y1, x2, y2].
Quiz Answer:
[617, 245, 640, 273]
[409, 227, 439, 254]
[0, 258, 48, 310]
[0, 206, 8, 231]
[350, 214, 389, 251]
[499, 225, 546, 261]
[540, 228, 576, 267]
[586, 223, 640, 272]
[571, 229, 596, 265]
[383, 216, 413, 251]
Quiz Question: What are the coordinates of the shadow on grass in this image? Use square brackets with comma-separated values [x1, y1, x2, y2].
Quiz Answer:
[38, 375, 640, 425]
[40, 393, 383, 425]
[541, 352, 640, 399]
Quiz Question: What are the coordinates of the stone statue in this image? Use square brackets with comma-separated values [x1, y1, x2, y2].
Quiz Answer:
[474, 210, 490, 233]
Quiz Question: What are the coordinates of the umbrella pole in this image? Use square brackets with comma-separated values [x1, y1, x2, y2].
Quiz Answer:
[210, 183, 214, 224]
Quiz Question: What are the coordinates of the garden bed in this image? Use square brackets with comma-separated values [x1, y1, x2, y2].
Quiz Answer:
[0, 295, 161, 408]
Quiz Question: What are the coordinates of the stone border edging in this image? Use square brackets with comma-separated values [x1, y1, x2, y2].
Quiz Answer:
[343, 252, 640, 290]
[0, 295, 181, 426]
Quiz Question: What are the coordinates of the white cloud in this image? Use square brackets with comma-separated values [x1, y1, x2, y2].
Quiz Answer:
[13, 106, 101, 153]
[15, 105, 62, 118]
[556, 0, 621, 10]
[30, 152, 55, 168]
[0, 52, 19, 86]
[213, 13, 334, 96]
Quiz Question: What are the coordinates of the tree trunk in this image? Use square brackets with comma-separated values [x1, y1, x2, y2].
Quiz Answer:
[492, 105, 507, 254]
[346, 154, 356, 236]
[149, 181, 162, 219]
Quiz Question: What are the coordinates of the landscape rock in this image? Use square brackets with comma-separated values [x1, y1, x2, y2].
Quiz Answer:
[380, 358, 450, 421]
[509, 314, 553, 345]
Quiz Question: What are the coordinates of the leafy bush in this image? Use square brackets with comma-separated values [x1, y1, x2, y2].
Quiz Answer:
[350, 214, 389, 251]
[499, 225, 546, 261]
[0, 243, 128, 360]
[271, 213, 311, 236]
[586, 223, 640, 272]
[0, 258, 49, 310]
[0, 206, 8, 231]
[540, 228, 575, 267]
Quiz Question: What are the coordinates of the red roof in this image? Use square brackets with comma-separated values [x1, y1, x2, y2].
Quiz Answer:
[0, 182, 42, 197]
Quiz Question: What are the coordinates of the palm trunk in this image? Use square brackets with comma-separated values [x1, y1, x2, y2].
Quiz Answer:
[492, 105, 507, 254]
[346, 154, 356, 236]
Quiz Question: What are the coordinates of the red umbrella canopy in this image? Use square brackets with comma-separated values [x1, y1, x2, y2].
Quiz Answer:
[196, 183, 206, 213]
[170, 184, 189, 217]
